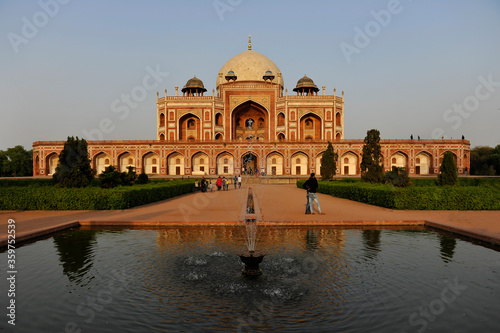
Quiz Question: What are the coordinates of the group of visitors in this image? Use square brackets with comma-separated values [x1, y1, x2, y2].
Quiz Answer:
[195, 175, 242, 192]
[195, 172, 325, 216]
[194, 177, 211, 192]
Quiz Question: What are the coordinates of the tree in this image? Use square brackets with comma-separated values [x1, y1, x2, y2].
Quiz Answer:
[360, 129, 384, 183]
[438, 152, 458, 186]
[470, 146, 494, 175]
[0, 150, 8, 177]
[1, 146, 33, 177]
[320, 141, 338, 180]
[53, 137, 95, 187]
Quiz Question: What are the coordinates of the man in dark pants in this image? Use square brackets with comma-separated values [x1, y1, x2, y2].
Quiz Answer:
[302, 173, 325, 215]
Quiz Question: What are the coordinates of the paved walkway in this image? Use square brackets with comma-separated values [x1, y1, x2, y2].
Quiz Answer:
[1, 184, 500, 247]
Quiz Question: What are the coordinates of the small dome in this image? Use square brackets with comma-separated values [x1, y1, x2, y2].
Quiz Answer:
[263, 69, 275, 81]
[182, 76, 207, 93]
[293, 75, 319, 92]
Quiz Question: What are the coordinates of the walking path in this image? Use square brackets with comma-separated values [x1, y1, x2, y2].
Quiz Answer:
[1, 184, 499, 247]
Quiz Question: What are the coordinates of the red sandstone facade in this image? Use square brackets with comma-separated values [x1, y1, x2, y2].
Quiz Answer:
[33, 43, 470, 177]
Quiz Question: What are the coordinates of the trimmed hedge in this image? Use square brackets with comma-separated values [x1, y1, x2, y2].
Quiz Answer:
[412, 177, 500, 187]
[0, 178, 55, 187]
[0, 179, 195, 210]
[297, 179, 500, 210]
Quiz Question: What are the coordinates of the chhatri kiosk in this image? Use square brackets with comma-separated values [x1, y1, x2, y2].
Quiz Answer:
[33, 38, 470, 177]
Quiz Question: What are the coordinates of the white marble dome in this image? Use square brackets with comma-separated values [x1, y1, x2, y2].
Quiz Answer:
[216, 50, 283, 88]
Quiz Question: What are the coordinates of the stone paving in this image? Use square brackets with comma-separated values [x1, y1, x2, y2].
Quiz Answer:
[1, 184, 499, 247]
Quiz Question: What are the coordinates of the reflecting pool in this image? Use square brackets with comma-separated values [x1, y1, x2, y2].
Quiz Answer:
[1, 226, 499, 332]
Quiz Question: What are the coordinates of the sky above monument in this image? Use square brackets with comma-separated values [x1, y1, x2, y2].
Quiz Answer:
[1, 0, 499, 151]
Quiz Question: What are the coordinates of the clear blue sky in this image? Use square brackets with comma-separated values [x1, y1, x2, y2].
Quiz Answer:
[1, 0, 499, 151]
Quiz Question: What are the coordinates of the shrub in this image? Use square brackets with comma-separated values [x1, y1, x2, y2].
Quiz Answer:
[385, 167, 412, 187]
[98, 165, 123, 189]
[0, 179, 196, 210]
[121, 166, 137, 186]
[136, 172, 149, 184]
[296, 179, 500, 210]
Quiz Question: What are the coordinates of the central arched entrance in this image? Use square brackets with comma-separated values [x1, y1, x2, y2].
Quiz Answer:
[242, 153, 258, 175]
[232, 101, 268, 141]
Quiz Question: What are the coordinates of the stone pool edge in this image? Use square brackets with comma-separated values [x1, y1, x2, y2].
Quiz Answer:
[2, 219, 499, 248]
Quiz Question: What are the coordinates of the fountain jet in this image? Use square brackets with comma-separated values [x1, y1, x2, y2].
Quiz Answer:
[239, 187, 266, 276]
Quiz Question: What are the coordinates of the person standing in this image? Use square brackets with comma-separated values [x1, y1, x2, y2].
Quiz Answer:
[237, 175, 242, 189]
[222, 177, 227, 190]
[233, 175, 238, 189]
[209, 180, 213, 192]
[216, 176, 222, 191]
[302, 173, 325, 215]
[200, 177, 206, 192]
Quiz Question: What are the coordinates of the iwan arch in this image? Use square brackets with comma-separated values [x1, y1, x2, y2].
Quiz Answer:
[33, 39, 470, 177]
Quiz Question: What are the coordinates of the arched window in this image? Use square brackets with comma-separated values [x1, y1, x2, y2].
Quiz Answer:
[278, 133, 285, 141]
[258, 117, 265, 128]
[200, 158, 205, 164]
[159, 113, 165, 126]
[272, 158, 276, 164]
[277, 113, 285, 126]
[392, 158, 397, 164]
[176, 158, 181, 164]
[416, 158, 421, 164]
[128, 158, 133, 164]
[344, 157, 349, 164]
[305, 119, 313, 129]
[305, 136, 313, 142]
[215, 113, 222, 126]
[296, 158, 301, 164]
[224, 158, 228, 164]
[152, 158, 157, 164]
[105, 158, 110, 164]
[187, 119, 195, 129]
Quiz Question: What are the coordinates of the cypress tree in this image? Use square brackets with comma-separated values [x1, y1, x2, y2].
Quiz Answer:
[360, 129, 384, 183]
[320, 141, 338, 180]
[53, 136, 95, 187]
[438, 151, 458, 186]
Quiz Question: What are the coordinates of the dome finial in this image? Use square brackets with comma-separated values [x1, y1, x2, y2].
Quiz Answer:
[248, 34, 252, 50]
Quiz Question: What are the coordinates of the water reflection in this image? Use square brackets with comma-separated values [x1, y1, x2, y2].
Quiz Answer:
[362, 230, 381, 258]
[439, 233, 457, 263]
[52, 229, 98, 284]
[305, 229, 320, 250]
